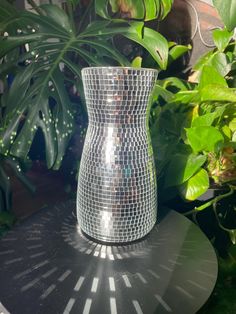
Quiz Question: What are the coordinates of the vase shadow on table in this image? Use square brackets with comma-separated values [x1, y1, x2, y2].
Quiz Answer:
[0, 200, 218, 314]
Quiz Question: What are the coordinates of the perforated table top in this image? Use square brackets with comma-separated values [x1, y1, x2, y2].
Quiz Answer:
[0, 200, 217, 314]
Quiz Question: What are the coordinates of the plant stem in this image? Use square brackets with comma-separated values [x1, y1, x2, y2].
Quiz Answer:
[66, 1, 76, 34]
[27, 0, 45, 15]
[184, 185, 235, 216]
[212, 185, 236, 239]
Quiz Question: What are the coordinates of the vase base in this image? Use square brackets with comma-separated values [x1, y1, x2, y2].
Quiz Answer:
[80, 227, 155, 246]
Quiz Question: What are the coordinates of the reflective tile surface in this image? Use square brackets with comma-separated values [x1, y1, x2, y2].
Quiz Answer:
[77, 67, 158, 242]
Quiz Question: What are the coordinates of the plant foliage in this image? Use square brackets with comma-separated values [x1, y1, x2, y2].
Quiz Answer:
[0, 0, 180, 211]
[95, 0, 173, 21]
[150, 16, 236, 245]
[0, 0, 173, 172]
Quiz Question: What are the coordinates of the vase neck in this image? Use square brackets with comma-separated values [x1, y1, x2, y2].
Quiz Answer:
[82, 67, 157, 125]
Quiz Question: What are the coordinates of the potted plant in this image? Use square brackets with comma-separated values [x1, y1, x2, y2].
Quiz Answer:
[149, 0, 236, 258]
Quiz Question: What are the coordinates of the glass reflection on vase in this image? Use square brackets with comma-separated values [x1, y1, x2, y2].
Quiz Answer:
[77, 67, 158, 243]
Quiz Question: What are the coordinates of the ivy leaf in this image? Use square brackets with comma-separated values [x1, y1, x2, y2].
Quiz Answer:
[164, 153, 207, 187]
[221, 125, 232, 139]
[193, 50, 214, 71]
[199, 65, 227, 89]
[193, 51, 231, 78]
[210, 52, 231, 77]
[213, 0, 236, 31]
[173, 90, 199, 104]
[229, 118, 236, 132]
[186, 126, 224, 153]
[212, 28, 233, 52]
[191, 113, 218, 127]
[179, 168, 209, 201]
[200, 85, 236, 102]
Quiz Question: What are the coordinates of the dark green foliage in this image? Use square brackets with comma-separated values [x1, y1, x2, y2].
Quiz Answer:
[0, 0, 174, 211]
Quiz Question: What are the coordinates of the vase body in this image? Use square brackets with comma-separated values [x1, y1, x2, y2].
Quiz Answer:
[77, 67, 158, 243]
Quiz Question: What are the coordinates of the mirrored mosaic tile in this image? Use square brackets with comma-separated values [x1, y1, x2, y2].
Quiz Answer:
[77, 67, 158, 243]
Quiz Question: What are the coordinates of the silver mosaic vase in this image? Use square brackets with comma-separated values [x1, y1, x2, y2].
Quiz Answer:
[77, 67, 158, 243]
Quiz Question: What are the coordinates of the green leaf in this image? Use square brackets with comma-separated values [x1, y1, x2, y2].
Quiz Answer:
[95, 0, 173, 21]
[186, 126, 224, 153]
[162, 77, 191, 91]
[210, 52, 231, 77]
[221, 125, 232, 139]
[40, 4, 73, 32]
[144, 0, 157, 20]
[0, 2, 134, 169]
[0, 34, 42, 59]
[80, 20, 111, 37]
[165, 153, 207, 187]
[50, 69, 75, 169]
[199, 65, 227, 89]
[96, 0, 145, 19]
[0, 163, 11, 211]
[124, 23, 169, 69]
[152, 84, 173, 102]
[213, 0, 236, 31]
[5, 157, 35, 193]
[168, 44, 191, 65]
[173, 90, 199, 104]
[76, 38, 129, 66]
[123, 0, 145, 19]
[233, 131, 236, 142]
[229, 229, 236, 244]
[109, 0, 119, 12]
[20, 11, 70, 37]
[131, 56, 142, 67]
[157, 0, 173, 20]
[179, 168, 209, 201]
[229, 118, 236, 132]
[191, 113, 217, 127]
[193, 50, 214, 71]
[200, 85, 236, 102]
[193, 51, 231, 78]
[212, 28, 233, 52]
[66, 0, 81, 9]
[0, 0, 18, 22]
[95, 0, 110, 19]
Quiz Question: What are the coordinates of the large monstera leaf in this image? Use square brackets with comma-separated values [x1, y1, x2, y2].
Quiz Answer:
[96, 0, 173, 21]
[0, 0, 170, 169]
[0, 2, 129, 169]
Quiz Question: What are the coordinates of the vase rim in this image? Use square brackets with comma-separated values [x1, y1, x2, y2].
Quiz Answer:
[82, 66, 158, 74]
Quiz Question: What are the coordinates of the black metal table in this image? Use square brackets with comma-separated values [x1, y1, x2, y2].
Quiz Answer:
[0, 200, 218, 314]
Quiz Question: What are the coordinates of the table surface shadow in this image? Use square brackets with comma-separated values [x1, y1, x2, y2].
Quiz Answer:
[0, 200, 218, 314]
